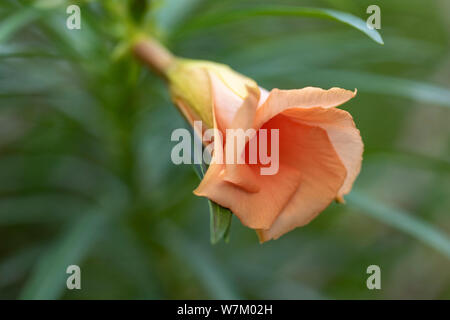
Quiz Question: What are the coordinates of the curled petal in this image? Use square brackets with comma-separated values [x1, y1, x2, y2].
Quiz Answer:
[208, 71, 259, 133]
[194, 161, 301, 230]
[197, 85, 359, 242]
[209, 72, 244, 132]
[257, 116, 347, 242]
[282, 107, 363, 199]
[195, 89, 301, 229]
[255, 87, 356, 128]
[255, 87, 361, 200]
[195, 114, 347, 233]
[223, 85, 261, 193]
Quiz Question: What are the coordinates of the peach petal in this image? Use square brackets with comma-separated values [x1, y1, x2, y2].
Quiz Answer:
[195, 101, 306, 229]
[194, 161, 301, 229]
[255, 87, 361, 200]
[197, 84, 359, 241]
[223, 85, 260, 193]
[209, 72, 245, 133]
[256, 116, 347, 242]
[195, 113, 346, 233]
[255, 87, 356, 128]
[282, 107, 363, 198]
[257, 87, 270, 107]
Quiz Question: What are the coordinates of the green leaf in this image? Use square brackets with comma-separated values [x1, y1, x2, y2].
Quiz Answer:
[192, 139, 233, 244]
[0, 245, 43, 289]
[208, 201, 233, 245]
[222, 33, 436, 71]
[307, 70, 450, 108]
[181, 6, 383, 45]
[155, 0, 207, 37]
[159, 223, 240, 299]
[19, 212, 106, 299]
[97, 225, 162, 299]
[129, 0, 148, 23]
[0, 9, 39, 43]
[365, 150, 450, 174]
[347, 191, 450, 259]
[0, 194, 92, 226]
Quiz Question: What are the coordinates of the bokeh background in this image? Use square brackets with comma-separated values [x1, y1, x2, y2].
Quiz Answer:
[0, 0, 449, 299]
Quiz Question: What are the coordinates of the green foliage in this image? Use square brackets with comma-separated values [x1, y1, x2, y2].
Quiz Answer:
[180, 6, 383, 44]
[0, 9, 38, 43]
[20, 212, 107, 299]
[195, 156, 232, 244]
[208, 203, 232, 244]
[0, 0, 449, 299]
[348, 191, 450, 259]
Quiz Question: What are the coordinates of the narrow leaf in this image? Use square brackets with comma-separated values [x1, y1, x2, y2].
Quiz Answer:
[191, 130, 233, 244]
[155, 0, 207, 36]
[19, 212, 106, 299]
[0, 9, 38, 43]
[208, 201, 233, 245]
[347, 191, 450, 259]
[181, 6, 383, 44]
[159, 223, 240, 299]
[0, 246, 43, 289]
[305, 70, 450, 108]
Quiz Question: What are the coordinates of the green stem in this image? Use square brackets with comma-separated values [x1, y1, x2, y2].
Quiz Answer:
[133, 38, 175, 79]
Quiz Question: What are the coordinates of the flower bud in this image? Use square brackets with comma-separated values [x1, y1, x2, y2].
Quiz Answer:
[167, 59, 257, 129]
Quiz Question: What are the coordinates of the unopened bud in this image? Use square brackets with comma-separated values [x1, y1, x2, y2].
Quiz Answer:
[167, 59, 256, 129]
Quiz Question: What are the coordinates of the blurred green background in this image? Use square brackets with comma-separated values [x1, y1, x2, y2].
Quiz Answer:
[0, 0, 449, 299]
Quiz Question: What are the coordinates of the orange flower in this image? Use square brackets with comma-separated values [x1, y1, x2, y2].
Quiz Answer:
[134, 40, 363, 242]
[189, 69, 362, 242]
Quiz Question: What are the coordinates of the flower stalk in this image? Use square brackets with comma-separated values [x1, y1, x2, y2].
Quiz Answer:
[133, 37, 175, 79]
